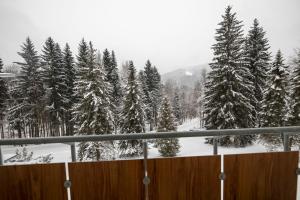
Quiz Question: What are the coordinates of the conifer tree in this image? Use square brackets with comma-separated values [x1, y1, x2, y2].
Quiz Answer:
[157, 96, 180, 157]
[41, 37, 67, 135]
[63, 43, 76, 135]
[14, 37, 45, 137]
[109, 51, 122, 134]
[204, 6, 256, 146]
[191, 81, 202, 119]
[141, 60, 161, 130]
[244, 19, 271, 126]
[172, 87, 182, 124]
[102, 49, 111, 77]
[288, 49, 300, 144]
[119, 61, 145, 156]
[74, 41, 113, 160]
[0, 58, 9, 138]
[290, 50, 300, 126]
[7, 77, 24, 138]
[262, 50, 289, 127]
[261, 50, 289, 145]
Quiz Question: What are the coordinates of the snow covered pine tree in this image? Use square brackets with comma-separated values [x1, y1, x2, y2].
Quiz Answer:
[204, 6, 256, 147]
[41, 37, 67, 136]
[62, 43, 76, 136]
[157, 96, 180, 157]
[119, 61, 145, 156]
[73, 40, 113, 161]
[244, 19, 271, 126]
[0, 58, 9, 138]
[288, 49, 300, 144]
[102, 49, 122, 134]
[140, 60, 161, 131]
[13, 37, 45, 138]
[261, 50, 289, 145]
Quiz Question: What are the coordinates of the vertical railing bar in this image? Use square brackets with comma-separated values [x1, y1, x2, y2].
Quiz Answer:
[0, 145, 3, 165]
[70, 143, 76, 162]
[143, 141, 150, 200]
[283, 133, 290, 152]
[213, 137, 218, 155]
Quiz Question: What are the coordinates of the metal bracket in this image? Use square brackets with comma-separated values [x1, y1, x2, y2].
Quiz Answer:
[219, 172, 226, 180]
[296, 168, 300, 175]
[64, 180, 72, 188]
[143, 176, 150, 185]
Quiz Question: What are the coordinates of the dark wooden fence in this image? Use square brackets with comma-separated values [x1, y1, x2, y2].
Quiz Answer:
[224, 151, 298, 200]
[0, 163, 67, 200]
[0, 152, 298, 200]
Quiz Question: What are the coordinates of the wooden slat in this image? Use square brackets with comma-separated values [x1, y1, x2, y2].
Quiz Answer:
[224, 151, 299, 200]
[68, 159, 145, 200]
[0, 163, 67, 200]
[69, 155, 221, 200]
[147, 155, 221, 200]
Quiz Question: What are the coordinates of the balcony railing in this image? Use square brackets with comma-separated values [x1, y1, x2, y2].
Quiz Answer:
[1, 126, 300, 164]
[0, 126, 300, 200]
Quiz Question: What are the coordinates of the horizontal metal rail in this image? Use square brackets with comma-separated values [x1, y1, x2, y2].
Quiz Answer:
[0, 126, 300, 146]
[0, 126, 299, 165]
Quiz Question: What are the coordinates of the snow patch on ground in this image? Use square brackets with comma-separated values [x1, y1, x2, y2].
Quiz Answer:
[1, 118, 297, 163]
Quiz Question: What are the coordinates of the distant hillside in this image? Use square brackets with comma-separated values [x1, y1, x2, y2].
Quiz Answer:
[161, 64, 209, 87]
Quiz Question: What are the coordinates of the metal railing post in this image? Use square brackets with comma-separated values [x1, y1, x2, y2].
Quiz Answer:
[213, 137, 218, 155]
[0, 145, 3, 165]
[283, 133, 290, 152]
[143, 141, 150, 200]
[70, 143, 76, 162]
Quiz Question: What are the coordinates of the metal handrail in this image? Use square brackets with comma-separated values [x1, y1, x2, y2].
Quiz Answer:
[0, 126, 300, 165]
[1, 126, 300, 146]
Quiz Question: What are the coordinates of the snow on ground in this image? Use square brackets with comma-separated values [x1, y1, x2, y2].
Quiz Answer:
[2, 118, 291, 163]
[148, 118, 272, 158]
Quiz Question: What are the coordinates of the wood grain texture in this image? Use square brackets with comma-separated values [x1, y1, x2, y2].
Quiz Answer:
[0, 163, 67, 200]
[69, 159, 145, 200]
[147, 155, 221, 200]
[224, 151, 299, 200]
[69, 156, 221, 200]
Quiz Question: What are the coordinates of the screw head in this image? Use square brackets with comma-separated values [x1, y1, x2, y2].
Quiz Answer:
[143, 176, 150, 185]
[64, 180, 72, 188]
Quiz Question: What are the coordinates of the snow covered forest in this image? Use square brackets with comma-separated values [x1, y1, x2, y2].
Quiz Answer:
[1, 6, 300, 160]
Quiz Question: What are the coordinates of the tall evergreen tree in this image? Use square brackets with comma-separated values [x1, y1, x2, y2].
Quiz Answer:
[261, 50, 289, 146]
[290, 50, 300, 126]
[74, 41, 113, 160]
[63, 43, 76, 135]
[102, 49, 111, 77]
[262, 50, 289, 127]
[141, 60, 161, 130]
[41, 38, 67, 136]
[191, 81, 202, 119]
[119, 61, 145, 156]
[204, 6, 256, 146]
[109, 51, 122, 134]
[288, 49, 300, 144]
[172, 87, 182, 124]
[14, 37, 45, 137]
[0, 58, 9, 138]
[157, 96, 180, 157]
[244, 19, 271, 126]
[179, 86, 188, 122]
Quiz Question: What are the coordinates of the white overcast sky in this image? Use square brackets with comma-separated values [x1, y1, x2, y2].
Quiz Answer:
[0, 0, 299, 73]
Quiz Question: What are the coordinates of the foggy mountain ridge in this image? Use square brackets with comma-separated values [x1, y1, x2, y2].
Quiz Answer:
[161, 63, 209, 87]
